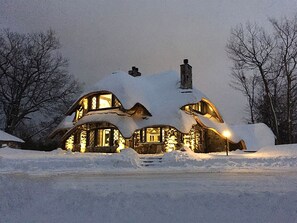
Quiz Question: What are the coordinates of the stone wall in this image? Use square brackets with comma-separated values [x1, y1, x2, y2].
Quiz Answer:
[205, 129, 245, 152]
[205, 130, 225, 152]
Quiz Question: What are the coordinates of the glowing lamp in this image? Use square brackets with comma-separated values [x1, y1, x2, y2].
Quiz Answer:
[222, 130, 231, 138]
[222, 130, 231, 156]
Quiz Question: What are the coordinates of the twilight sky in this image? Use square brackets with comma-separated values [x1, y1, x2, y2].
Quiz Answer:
[1, 0, 297, 124]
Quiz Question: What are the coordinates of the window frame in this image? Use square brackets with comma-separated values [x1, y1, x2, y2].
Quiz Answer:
[145, 127, 163, 143]
[88, 93, 121, 111]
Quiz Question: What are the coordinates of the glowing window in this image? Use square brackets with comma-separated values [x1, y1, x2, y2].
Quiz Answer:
[114, 129, 125, 149]
[146, 128, 161, 142]
[114, 98, 121, 107]
[184, 105, 190, 112]
[97, 129, 110, 147]
[65, 135, 74, 151]
[99, 94, 112, 109]
[192, 102, 201, 112]
[83, 98, 88, 110]
[91, 96, 97, 110]
[80, 131, 87, 153]
[77, 106, 83, 119]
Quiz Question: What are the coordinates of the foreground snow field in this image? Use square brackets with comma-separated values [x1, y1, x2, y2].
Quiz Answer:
[1, 145, 297, 222]
[1, 172, 297, 223]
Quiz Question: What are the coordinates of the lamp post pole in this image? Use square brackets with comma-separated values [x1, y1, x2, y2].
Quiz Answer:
[225, 136, 229, 156]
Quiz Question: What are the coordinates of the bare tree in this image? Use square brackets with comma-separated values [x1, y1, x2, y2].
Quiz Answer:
[270, 16, 297, 143]
[229, 63, 258, 123]
[0, 29, 81, 139]
[226, 23, 280, 141]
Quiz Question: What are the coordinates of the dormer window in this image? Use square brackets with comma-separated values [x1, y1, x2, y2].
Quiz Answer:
[182, 100, 222, 122]
[88, 93, 121, 111]
[183, 102, 204, 113]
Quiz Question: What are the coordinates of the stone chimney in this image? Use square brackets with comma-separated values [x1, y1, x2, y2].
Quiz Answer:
[128, 66, 141, 77]
[180, 59, 192, 89]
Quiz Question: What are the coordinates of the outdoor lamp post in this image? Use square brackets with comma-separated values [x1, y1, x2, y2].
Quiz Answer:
[222, 130, 231, 156]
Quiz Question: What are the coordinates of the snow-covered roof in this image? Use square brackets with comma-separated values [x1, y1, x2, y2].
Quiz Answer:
[196, 114, 242, 143]
[230, 123, 275, 151]
[67, 71, 209, 115]
[50, 114, 75, 138]
[0, 130, 24, 143]
[62, 71, 230, 138]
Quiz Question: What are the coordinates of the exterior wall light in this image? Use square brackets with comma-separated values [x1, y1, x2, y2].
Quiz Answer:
[222, 130, 231, 156]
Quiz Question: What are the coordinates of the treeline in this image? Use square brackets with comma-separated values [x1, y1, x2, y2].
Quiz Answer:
[0, 29, 81, 150]
[227, 15, 297, 144]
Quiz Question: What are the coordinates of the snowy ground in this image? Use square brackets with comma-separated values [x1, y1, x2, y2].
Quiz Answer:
[1, 145, 297, 222]
[1, 145, 297, 174]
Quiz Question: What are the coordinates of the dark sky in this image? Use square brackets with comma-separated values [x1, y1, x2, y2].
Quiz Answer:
[1, 0, 297, 123]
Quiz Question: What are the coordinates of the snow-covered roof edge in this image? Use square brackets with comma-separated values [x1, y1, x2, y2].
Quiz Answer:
[0, 130, 25, 143]
[49, 114, 75, 138]
[230, 123, 275, 151]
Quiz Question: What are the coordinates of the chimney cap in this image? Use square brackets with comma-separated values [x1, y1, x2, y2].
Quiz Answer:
[129, 66, 141, 77]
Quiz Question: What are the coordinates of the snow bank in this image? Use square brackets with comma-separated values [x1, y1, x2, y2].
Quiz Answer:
[0, 147, 140, 174]
[114, 148, 140, 167]
[255, 144, 297, 157]
[162, 144, 297, 171]
[1, 143, 297, 174]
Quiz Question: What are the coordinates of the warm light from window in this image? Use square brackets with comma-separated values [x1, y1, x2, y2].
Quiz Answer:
[114, 98, 121, 107]
[78, 106, 83, 119]
[91, 96, 97, 109]
[114, 129, 125, 152]
[97, 129, 110, 147]
[80, 131, 87, 153]
[183, 128, 196, 150]
[146, 128, 161, 142]
[83, 98, 88, 110]
[99, 94, 112, 109]
[166, 136, 177, 152]
[198, 102, 201, 112]
[65, 135, 74, 151]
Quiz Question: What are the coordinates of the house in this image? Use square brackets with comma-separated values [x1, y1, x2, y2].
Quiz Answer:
[53, 59, 272, 153]
[0, 130, 24, 148]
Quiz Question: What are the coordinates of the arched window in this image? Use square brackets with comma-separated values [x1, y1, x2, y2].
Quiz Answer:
[181, 101, 222, 122]
[89, 93, 121, 110]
